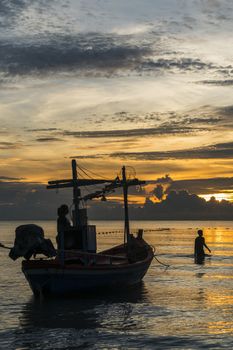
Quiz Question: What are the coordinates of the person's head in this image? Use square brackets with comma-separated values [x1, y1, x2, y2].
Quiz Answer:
[197, 229, 203, 237]
[57, 204, 69, 217]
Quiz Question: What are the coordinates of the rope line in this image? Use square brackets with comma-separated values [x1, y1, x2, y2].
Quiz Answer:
[0, 242, 11, 250]
[77, 164, 107, 180]
[150, 244, 170, 268]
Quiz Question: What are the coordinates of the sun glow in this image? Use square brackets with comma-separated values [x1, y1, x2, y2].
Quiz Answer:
[199, 193, 233, 202]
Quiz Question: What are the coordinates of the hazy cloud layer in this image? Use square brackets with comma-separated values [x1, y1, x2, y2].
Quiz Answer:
[111, 141, 233, 160]
[171, 177, 233, 195]
[25, 104, 233, 142]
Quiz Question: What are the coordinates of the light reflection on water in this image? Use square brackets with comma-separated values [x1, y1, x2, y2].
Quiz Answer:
[0, 221, 233, 349]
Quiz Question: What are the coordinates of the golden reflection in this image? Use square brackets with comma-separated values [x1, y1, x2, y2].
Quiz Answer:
[105, 195, 144, 204]
[207, 292, 233, 306]
[213, 275, 233, 279]
[208, 321, 233, 334]
[204, 228, 233, 244]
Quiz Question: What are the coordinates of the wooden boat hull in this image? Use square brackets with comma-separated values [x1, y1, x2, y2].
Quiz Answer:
[22, 246, 154, 296]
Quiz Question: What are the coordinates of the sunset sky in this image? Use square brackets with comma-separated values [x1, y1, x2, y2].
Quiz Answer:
[1, 0, 233, 215]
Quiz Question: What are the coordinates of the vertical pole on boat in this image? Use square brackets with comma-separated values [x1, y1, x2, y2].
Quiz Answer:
[72, 159, 80, 227]
[72, 159, 87, 251]
[122, 166, 130, 245]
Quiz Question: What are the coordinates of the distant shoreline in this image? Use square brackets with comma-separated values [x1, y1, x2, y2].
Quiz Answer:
[1, 219, 233, 221]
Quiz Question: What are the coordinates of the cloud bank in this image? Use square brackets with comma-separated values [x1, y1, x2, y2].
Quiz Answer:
[0, 176, 233, 220]
[111, 141, 233, 161]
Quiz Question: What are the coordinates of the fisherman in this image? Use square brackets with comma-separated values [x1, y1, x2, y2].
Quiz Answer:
[194, 229, 211, 261]
[56, 204, 71, 249]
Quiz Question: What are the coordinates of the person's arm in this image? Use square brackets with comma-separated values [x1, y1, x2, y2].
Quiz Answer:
[203, 238, 211, 253]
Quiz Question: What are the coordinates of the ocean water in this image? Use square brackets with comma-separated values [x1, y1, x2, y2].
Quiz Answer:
[0, 220, 233, 350]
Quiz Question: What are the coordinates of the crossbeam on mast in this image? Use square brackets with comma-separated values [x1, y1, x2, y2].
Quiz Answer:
[47, 179, 111, 189]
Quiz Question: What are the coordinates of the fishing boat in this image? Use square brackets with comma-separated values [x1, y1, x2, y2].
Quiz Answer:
[20, 160, 154, 296]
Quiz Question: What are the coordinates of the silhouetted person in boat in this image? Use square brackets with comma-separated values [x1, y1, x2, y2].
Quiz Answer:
[56, 204, 71, 249]
[194, 229, 211, 263]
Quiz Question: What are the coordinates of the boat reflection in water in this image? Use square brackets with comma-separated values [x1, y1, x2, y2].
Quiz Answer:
[20, 282, 148, 329]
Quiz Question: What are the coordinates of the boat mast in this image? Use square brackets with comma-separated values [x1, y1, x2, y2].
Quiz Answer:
[122, 166, 130, 245]
[71, 159, 80, 227]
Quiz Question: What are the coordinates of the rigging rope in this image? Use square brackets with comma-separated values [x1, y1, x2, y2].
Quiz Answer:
[77, 165, 106, 192]
[150, 244, 170, 268]
[77, 163, 107, 180]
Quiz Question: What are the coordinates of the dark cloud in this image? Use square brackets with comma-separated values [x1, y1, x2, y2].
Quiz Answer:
[28, 128, 60, 132]
[111, 141, 233, 160]
[110, 106, 233, 130]
[61, 124, 202, 139]
[153, 184, 164, 200]
[0, 176, 26, 181]
[199, 79, 233, 86]
[213, 105, 233, 128]
[0, 29, 229, 78]
[111, 111, 162, 125]
[136, 190, 233, 220]
[0, 0, 29, 27]
[183, 117, 220, 125]
[182, 105, 233, 130]
[0, 34, 152, 77]
[35, 137, 64, 143]
[141, 57, 214, 71]
[218, 105, 233, 116]
[154, 174, 173, 184]
[0, 1, 54, 29]
[170, 177, 233, 195]
[215, 141, 233, 149]
[0, 181, 70, 220]
[0, 141, 19, 149]
[69, 155, 105, 159]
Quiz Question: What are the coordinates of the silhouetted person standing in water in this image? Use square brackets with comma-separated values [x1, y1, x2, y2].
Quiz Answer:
[194, 229, 211, 263]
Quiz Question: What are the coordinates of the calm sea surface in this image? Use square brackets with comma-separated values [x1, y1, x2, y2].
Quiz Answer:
[0, 220, 233, 349]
